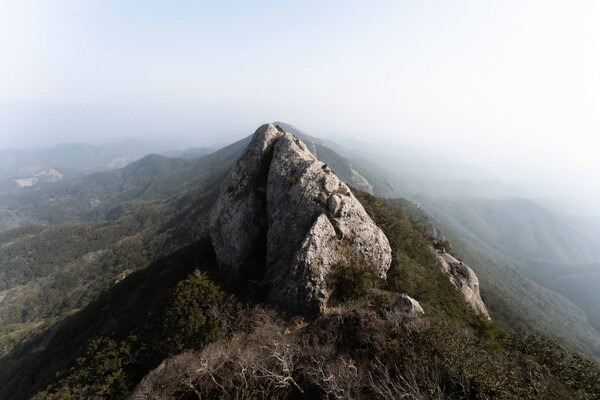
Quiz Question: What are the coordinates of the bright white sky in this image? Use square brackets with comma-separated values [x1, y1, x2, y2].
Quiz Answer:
[1, 1, 599, 213]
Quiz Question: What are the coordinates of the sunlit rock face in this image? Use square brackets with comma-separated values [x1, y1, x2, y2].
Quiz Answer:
[210, 124, 392, 316]
[435, 250, 490, 319]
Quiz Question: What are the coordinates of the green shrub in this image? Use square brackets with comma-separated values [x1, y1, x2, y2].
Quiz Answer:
[33, 336, 133, 400]
[163, 270, 223, 351]
[330, 248, 375, 303]
[20, 243, 224, 400]
[285, 175, 297, 187]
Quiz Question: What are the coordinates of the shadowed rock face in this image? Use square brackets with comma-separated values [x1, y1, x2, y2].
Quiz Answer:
[208, 124, 282, 284]
[210, 124, 392, 316]
[435, 250, 490, 319]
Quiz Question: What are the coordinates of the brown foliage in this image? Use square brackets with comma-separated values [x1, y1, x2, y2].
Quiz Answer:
[130, 301, 595, 400]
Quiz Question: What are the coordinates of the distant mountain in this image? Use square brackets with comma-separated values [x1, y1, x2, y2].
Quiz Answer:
[0, 143, 120, 181]
[414, 196, 600, 265]
[0, 138, 213, 189]
[0, 133, 255, 339]
[160, 147, 215, 159]
[0, 137, 249, 230]
[528, 260, 600, 332]
[0, 126, 408, 232]
[14, 168, 64, 188]
[275, 122, 539, 201]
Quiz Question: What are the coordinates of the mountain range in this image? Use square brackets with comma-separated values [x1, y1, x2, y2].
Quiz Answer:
[0, 123, 599, 399]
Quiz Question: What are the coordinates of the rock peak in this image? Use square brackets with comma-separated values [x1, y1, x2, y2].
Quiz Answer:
[210, 124, 392, 317]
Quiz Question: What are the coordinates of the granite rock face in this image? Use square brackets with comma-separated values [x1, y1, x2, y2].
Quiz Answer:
[210, 124, 392, 316]
[209, 124, 283, 283]
[435, 250, 490, 319]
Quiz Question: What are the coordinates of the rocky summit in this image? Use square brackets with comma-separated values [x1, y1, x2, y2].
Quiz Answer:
[210, 124, 392, 316]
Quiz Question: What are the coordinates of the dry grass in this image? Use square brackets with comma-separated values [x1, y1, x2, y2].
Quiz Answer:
[129, 303, 447, 400]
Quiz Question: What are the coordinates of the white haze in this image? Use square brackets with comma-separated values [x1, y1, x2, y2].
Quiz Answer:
[1, 1, 599, 215]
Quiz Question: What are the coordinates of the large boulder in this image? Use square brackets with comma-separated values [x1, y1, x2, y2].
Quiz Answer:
[435, 250, 490, 319]
[392, 294, 425, 315]
[210, 124, 392, 316]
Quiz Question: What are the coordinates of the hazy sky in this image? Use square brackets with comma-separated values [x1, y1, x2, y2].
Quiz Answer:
[1, 1, 600, 212]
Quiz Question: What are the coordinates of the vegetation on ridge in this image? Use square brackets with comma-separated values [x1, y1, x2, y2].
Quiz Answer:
[0, 190, 597, 399]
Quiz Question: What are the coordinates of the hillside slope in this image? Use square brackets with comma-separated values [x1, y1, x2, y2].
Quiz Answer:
[415, 196, 599, 265]
[1, 124, 599, 399]
[0, 136, 250, 231]
[411, 195, 600, 359]
[1, 192, 597, 399]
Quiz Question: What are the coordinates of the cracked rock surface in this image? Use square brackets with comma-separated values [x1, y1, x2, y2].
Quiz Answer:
[210, 124, 392, 316]
[435, 250, 490, 319]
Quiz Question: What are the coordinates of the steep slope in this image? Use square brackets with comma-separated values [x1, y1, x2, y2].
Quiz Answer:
[386, 195, 600, 362]
[444, 229, 600, 362]
[371, 195, 600, 361]
[0, 171, 224, 356]
[0, 139, 252, 353]
[410, 195, 600, 360]
[529, 260, 600, 333]
[0, 238, 220, 400]
[415, 196, 598, 265]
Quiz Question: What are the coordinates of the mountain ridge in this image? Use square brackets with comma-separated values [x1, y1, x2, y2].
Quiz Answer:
[0, 123, 599, 398]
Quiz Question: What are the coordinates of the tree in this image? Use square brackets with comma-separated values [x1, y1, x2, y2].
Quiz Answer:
[163, 270, 223, 351]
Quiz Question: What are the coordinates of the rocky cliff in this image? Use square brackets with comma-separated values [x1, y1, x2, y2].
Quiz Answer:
[210, 124, 392, 316]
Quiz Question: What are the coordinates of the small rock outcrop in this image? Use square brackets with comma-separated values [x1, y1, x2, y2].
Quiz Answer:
[210, 124, 392, 317]
[392, 294, 424, 315]
[14, 168, 64, 188]
[435, 250, 490, 319]
[349, 168, 374, 194]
